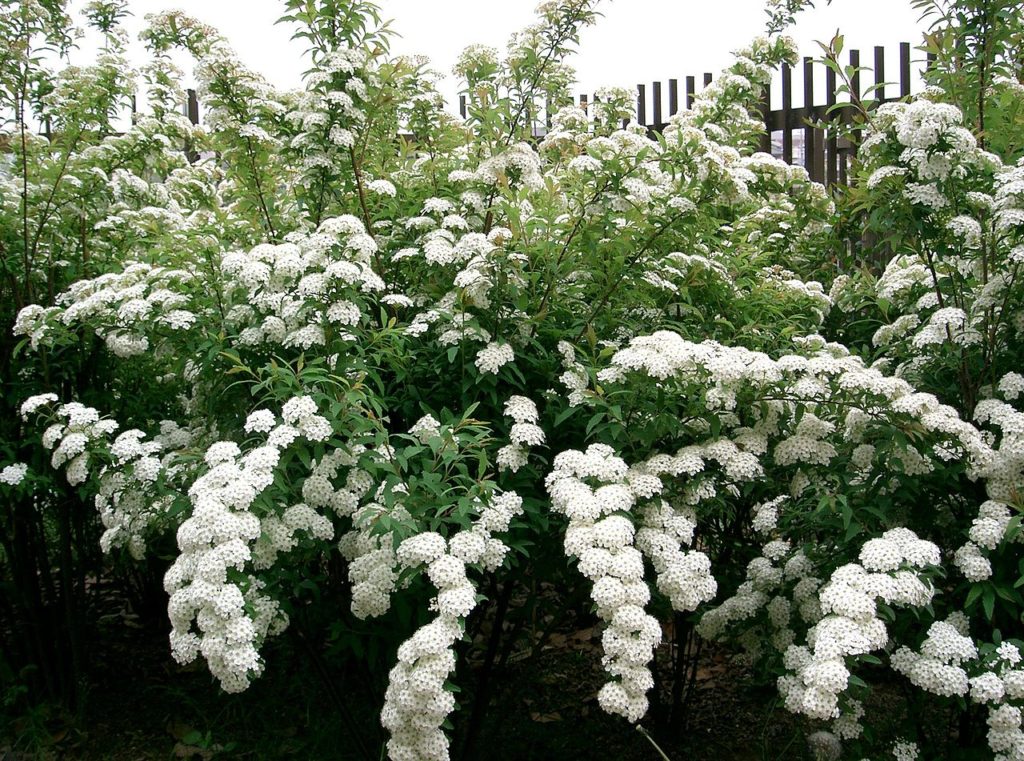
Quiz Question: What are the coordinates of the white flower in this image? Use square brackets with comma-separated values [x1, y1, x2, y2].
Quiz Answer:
[509, 422, 545, 447]
[244, 410, 277, 434]
[20, 393, 58, 419]
[409, 414, 441, 443]
[474, 342, 514, 374]
[0, 463, 28, 486]
[282, 396, 318, 424]
[397, 532, 448, 568]
[367, 179, 396, 197]
[503, 395, 538, 423]
[998, 372, 1024, 401]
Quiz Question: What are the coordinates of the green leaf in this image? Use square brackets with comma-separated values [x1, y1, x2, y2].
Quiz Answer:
[965, 583, 984, 609]
[553, 407, 577, 428]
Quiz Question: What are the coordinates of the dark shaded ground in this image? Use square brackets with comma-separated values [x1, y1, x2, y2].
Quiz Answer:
[1, 602, 818, 761]
[10, 569, 972, 761]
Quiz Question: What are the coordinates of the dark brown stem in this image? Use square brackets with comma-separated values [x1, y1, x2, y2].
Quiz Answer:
[576, 207, 690, 340]
[458, 581, 513, 761]
[28, 127, 83, 276]
[531, 174, 625, 336]
[242, 134, 277, 241]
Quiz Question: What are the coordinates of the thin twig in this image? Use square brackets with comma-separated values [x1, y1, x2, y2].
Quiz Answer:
[636, 724, 673, 761]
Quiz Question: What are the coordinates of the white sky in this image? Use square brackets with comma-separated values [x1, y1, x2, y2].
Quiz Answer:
[67, 0, 931, 116]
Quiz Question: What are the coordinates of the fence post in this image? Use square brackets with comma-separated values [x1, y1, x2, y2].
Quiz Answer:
[187, 88, 199, 125]
[685, 75, 696, 109]
[652, 81, 662, 128]
[850, 49, 861, 108]
[186, 88, 199, 163]
[826, 63, 838, 188]
[781, 62, 793, 164]
[637, 83, 646, 126]
[874, 45, 886, 104]
[899, 42, 911, 98]
[803, 57, 815, 178]
[668, 78, 679, 117]
[459, 94, 466, 119]
[760, 83, 772, 155]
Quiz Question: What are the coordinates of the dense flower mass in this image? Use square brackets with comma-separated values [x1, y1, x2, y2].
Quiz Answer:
[5, 0, 1024, 758]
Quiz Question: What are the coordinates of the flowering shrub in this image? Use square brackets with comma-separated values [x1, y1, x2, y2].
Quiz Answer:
[4, 0, 1024, 758]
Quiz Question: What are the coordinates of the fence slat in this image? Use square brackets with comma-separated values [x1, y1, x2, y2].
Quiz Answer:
[900, 42, 911, 98]
[803, 57, 815, 177]
[781, 62, 793, 164]
[580, 94, 588, 113]
[760, 83, 772, 154]
[850, 49, 861, 106]
[652, 81, 662, 127]
[703, 72, 712, 87]
[186, 88, 199, 163]
[637, 84, 646, 125]
[826, 63, 838, 188]
[187, 89, 199, 125]
[668, 78, 679, 116]
[874, 45, 886, 103]
[685, 75, 696, 110]
[459, 95, 466, 119]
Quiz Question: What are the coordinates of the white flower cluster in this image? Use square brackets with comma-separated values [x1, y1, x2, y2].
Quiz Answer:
[475, 143, 545, 190]
[955, 398, 1024, 582]
[858, 99, 1024, 399]
[0, 463, 28, 486]
[96, 420, 194, 557]
[548, 444, 664, 722]
[163, 399, 331, 693]
[892, 617, 1024, 759]
[891, 614, 977, 697]
[862, 99, 981, 211]
[497, 395, 542, 473]
[382, 490, 523, 760]
[286, 46, 370, 183]
[557, 340, 591, 407]
[381, 614, 461, 761]
[999, 372, 1024, 401]
[599, 332, 990, 481]
[26, 399, 119, 486]
[14, 263, 196, 356]
[778, 529, 939, 721]
[164, 434, 287, 692]
[223, 216, 384, 351]
[408, 414, 442, 443]
[329, 457, 400, 620]
[474, 341, 514, 374]
[892, 739, 920, 761]
[698, 539, 818, 658]
[664, 35, 797, 149]
[383, 539, 474, 761]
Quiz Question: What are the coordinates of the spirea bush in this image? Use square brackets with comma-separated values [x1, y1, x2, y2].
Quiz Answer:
[4, 0, 1024, 758]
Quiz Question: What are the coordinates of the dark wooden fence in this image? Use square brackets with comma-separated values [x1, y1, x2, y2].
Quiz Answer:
[459, 42, 929, 189]
[167, 42, 928, 190]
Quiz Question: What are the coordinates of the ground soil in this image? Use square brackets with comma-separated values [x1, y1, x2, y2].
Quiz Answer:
[0, 604, 821, 761]
[2, 586, 957, 761]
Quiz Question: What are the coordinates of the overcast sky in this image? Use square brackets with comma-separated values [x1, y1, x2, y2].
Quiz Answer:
[67, 0, 930, 115]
